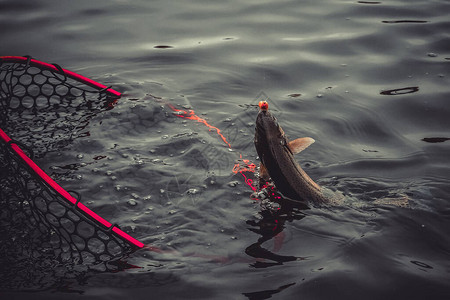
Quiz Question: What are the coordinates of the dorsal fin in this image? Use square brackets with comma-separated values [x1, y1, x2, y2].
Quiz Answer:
[288, 137, 315, 154]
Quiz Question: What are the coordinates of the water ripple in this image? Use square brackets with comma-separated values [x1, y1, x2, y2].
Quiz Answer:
[422, 137, 450, 143]
[380, 86, 419, 95]
[2, 0, 450, 297]
[382, 20, 428, 24]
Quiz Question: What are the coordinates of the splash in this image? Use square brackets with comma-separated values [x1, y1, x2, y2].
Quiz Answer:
[167, 103, 232, 148]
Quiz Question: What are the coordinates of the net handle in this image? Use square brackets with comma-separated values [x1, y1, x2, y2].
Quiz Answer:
[0, 127, 143, 248]
[0, 56, 122, 98]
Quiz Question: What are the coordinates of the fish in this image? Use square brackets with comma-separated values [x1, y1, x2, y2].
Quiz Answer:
[254, 100, 328, 204]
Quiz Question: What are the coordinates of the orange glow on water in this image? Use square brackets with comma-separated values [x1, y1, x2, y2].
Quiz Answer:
[167, 103, 232, 148]
[232, 156, 257, 191]
[232, 158, 256, 174]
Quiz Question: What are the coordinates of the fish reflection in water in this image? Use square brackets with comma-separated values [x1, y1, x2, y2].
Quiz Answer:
[242, 282, 296, 300]
[246, 192, 309, 267]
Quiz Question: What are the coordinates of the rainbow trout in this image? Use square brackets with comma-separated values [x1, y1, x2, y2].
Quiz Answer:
[254, 101, 327, 204]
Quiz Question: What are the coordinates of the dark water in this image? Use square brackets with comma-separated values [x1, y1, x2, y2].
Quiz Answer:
[1, 0, 450, 299]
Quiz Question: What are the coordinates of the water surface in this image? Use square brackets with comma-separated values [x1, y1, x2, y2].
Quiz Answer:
[1, 0, 449, 299]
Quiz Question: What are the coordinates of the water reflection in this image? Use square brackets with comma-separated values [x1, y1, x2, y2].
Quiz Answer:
[357, 1, 381, 4]
[380, 86, 419, 95]
[382, 20, 428, 24]
[242, 282, 296, 300]
[421, 137, 450, 143]
[246, 194, 309, 267]
[2, 0, 450, 297]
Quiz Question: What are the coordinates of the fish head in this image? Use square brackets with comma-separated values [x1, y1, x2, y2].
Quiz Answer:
[255, 101, 285, 142]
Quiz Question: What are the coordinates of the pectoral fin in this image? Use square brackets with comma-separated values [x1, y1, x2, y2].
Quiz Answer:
[288, 137, 315, 154]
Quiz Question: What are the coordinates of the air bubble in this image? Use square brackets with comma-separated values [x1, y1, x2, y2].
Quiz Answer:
[257, 191, 267, 200]
[127, 199, 138, 206]
[228, 181, 239, 187]
[186, 188, 199, 195]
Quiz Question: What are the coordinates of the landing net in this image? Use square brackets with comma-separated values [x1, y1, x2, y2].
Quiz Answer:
[0, 56, 120, 156]
[0, 56, 143, 274]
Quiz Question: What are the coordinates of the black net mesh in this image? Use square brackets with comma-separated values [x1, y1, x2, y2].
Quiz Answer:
[0, 142, 134, 261]
[0, 56, 117, 157]
[0, 57, 140, 290]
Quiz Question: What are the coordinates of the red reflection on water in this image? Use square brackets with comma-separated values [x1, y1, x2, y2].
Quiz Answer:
[167, 103, 231, 148]
[167, 103, 260, 192]
[260, 182, 282, 202]
[160, 102, 293, 262]
[232, 156, 257, 191]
